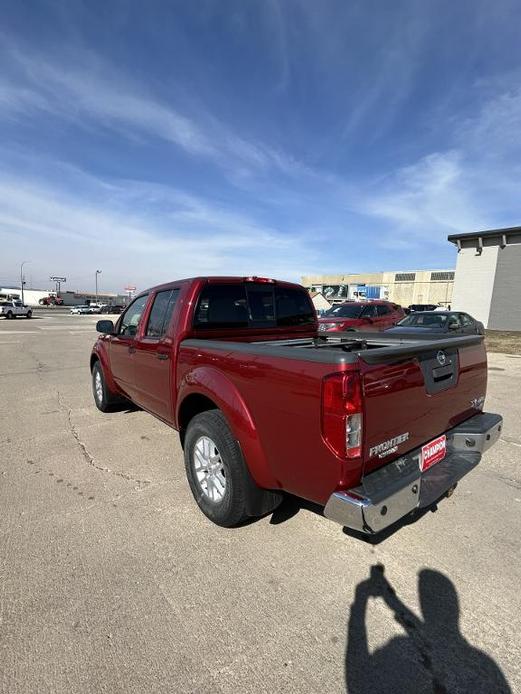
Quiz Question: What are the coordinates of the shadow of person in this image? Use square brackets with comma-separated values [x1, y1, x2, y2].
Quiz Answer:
[345, 565, 511, 694]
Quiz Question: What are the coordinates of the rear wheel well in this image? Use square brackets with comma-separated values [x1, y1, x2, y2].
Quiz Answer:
[178, 394, 219, 447]
[90, 354, 99, 372]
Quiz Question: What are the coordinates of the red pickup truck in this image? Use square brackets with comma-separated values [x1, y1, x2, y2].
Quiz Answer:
[90, 276, 502, 534]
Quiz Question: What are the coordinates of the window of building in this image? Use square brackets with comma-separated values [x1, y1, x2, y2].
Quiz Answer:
[430, 271, 455, 281]
[394, 273, 416, 282]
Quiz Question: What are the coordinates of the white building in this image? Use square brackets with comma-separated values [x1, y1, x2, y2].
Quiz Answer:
[0, 287, 54, 307]
[448, 226, 521, 330]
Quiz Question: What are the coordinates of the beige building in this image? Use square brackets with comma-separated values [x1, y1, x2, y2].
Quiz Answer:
[301, 269, 454, 307]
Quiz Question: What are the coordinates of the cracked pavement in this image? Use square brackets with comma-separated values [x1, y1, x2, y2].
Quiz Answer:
[0, 311, 520, 693]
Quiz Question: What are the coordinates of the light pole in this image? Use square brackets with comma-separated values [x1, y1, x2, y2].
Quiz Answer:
[95, 270, 102, 305]
[20, 261, 30, 304]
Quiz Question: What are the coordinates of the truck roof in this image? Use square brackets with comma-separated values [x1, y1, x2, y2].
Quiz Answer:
[138, 276, 304, 295]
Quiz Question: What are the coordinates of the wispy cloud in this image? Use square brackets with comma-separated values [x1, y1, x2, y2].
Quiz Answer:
[1, 2, 520, 289]
[0, 163, 324, 290]
[0, 42, 303, 178]
[349, 74, 521, 248]
[355, 151, 486, 238]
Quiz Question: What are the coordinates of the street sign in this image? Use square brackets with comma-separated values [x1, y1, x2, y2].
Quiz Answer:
[124, 285, 136, 291]
[50, 276, 67, 282]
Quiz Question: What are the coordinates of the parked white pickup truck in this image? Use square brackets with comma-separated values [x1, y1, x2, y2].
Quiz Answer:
[0, 300, 32, 319]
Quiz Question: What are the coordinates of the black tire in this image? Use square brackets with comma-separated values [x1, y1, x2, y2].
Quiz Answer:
[184, 410, 281, 527]
[92, 361, 120, 412]
[26, 310, 32, 319]
[6, 311, 13, 320]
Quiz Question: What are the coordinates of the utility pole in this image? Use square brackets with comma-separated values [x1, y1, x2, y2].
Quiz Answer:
[50, 276, 66, 298]
[20, 261, 30, 304]
[95, 270, 102, 305]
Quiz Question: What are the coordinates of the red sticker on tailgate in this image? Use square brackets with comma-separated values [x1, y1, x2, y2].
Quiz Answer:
[421, 435, 447, 471]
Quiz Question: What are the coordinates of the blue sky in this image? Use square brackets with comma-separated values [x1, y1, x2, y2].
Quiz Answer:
[1, 0, 520, 293]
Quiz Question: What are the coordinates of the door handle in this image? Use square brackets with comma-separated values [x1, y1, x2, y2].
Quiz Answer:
[157, 353, 169, 360]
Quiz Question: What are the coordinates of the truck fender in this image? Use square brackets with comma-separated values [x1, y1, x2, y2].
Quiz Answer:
[176, 366, 278, 491]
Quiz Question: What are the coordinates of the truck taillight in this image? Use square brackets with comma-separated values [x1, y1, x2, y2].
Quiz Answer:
[321, 372, 363, 459]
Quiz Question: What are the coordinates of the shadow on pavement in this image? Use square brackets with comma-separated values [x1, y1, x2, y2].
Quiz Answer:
[269, 493, 437, 540]
[269, 494, 323, 525]
[106, 401, 141, 414]
[345, 564, 511, 694]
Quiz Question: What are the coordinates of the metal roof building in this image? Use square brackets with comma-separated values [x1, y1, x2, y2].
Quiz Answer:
[448, 226, 521, 330]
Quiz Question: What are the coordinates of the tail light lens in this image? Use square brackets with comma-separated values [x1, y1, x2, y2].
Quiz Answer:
[321, 371, 363, 459]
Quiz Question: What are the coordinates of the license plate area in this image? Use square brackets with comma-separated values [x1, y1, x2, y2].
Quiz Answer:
[421, 434, 447, 472]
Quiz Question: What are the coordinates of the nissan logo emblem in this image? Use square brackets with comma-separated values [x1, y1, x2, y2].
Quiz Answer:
[437, 350, 447, 366]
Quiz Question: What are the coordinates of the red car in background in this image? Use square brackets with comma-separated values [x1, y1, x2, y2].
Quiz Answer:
[318, 300, 404, 333]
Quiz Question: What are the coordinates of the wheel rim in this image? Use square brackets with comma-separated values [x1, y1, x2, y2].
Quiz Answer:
[94, 370, 103, 403]
[193, 436, 226, 502]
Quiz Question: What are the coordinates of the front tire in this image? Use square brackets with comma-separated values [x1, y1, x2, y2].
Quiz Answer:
[92, 361, 120, 412]
[26, 310, 32, 319]
[6, 311, 13, 320]
[184, 410, 279, 527]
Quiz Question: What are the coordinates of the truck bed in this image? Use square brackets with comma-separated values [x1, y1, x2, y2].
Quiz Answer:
[179, 332, 487, 501]
[182, 332, 484, 365]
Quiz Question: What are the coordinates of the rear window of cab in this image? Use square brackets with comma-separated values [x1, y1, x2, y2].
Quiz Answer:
[194, 283, 315, 329]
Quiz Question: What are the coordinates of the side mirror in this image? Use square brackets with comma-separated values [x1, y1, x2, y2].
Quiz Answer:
[96, 319, 115, 334]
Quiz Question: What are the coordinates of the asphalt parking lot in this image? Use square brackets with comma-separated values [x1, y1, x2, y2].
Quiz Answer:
[1, 311, 520, 694]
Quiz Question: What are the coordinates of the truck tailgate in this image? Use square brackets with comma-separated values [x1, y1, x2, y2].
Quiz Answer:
[360, 338, 487, 475]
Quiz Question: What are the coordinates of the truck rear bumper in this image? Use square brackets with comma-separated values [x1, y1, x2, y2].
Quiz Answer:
[323, 412, 503, 534]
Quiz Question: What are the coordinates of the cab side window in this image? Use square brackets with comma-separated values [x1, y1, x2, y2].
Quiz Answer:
[448, 315, 461, 330]
[146, 289, 180, 338]
[118, 294, 149, 337]
[362, 305, 378, 318]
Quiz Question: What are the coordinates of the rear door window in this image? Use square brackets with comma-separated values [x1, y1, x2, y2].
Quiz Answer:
[376, 305, 390, 316]
[146, 289, 180, 338]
